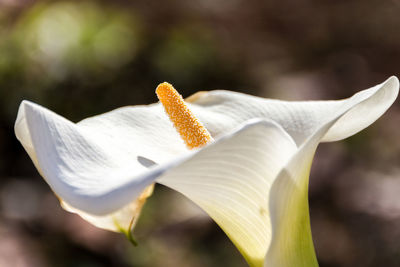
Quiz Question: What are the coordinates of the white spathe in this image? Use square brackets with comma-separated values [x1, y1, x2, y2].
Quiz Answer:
[15, 76, 398, 267]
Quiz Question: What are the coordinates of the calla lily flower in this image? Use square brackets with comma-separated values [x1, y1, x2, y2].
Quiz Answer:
[15, 76, 398, 267]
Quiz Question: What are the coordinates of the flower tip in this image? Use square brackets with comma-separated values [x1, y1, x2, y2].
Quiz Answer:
[388, 75, 399, 82]
[16, 100, 39, 127]
[18, 100, 49, 120]
[155, 82, 174, 96]
[380, 76, 399, 104]
[19, 99, 36, 110]
[387, 75, 399, 90]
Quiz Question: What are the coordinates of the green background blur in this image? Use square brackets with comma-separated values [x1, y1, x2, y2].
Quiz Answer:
[1, 1, 400, 266]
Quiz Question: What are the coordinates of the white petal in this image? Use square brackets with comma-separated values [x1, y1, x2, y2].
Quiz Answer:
[158, 119, 297, 267]
[189, 76, 399, 145]
[17, 100, 298, 264]
[265, 122, 331, 267]
[14, 101, 172, 215]
[265, 77, 398, 266]
[15, 98, 297, 255]
[14, 76, 398, 255]
[157, 77, 398, 266]
[15, 101, 165, 232]
[322, 76, 398, 141]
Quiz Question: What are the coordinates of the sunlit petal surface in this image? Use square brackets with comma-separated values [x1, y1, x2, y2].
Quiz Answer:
[265, 76, 398, 267]
[159, 119, 297, 266]
[189, 76, 398, 145]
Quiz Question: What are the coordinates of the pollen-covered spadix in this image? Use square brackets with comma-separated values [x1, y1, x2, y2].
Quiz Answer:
[156, 82, 213, 149]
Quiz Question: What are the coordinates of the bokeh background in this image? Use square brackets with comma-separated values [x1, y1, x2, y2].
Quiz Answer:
[1, 0, 400, 266]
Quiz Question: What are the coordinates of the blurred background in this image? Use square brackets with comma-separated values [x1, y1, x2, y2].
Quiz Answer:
[0, 0, 400, 266]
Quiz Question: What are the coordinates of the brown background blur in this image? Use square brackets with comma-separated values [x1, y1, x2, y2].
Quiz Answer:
[1, 0, 400, 266]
